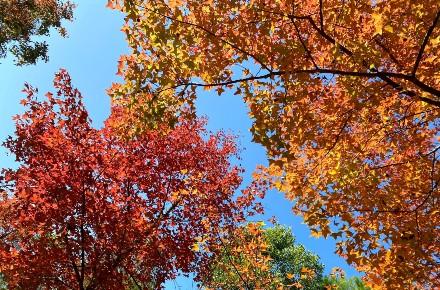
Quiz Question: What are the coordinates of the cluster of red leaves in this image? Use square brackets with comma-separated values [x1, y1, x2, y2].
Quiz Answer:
[0, 70, 261, 289]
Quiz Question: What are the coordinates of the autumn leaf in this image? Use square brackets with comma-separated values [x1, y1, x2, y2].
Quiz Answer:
[191, 243, 200, 252]
[371, 13, 384, 36]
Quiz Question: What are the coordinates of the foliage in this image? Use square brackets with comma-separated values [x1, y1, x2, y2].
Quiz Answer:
[202, 222, 283, 290]
[265, 225, 324, 289]
[202, 223, 324, 290]
[322, 268, 370, 290]
[108, 0, 440, 287]
[0, 274, 6, 290]
[0, 70, 260, 289]
[0, 0, 74, 65]
[325, 277, 369, 290]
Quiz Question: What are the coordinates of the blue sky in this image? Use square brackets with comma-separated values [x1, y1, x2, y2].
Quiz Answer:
[0, 1, 358, 288]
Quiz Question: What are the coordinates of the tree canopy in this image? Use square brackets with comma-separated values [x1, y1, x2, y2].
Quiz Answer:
[323, 268, 370, 290]
[108, 0, 440, 287]
[0, 0, 439, 288]
[202, 224, 325, 290]
[0, 70, 260, 289]
[0, 0, 74, 65]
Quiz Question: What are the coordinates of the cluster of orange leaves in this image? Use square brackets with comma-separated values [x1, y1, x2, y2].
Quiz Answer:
[106, 0, 440, 288]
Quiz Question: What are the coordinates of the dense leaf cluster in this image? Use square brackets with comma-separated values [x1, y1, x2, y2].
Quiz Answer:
[0, 70, 259, 289]
[1, 0, 439, 288]
[0, 0, 74, 65]
[109, 0, 440, 287]
[203, 225, 325, 290]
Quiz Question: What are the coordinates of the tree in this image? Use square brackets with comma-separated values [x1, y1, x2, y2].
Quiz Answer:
[264, 225, 324, 290]
[0, 0, 74, 65]
[108, 0, 440, 287]
[202, 223, 324, 290]
[201, 222, 283, 290]
[322, 268, 370, 290]
[0, 70, 260, 289]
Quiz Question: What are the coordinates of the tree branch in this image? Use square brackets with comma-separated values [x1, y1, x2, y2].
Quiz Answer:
[218, 236, 252, 290]
[292, 19, 319, 69]
[374, 38, 403, 69]
[80, 187, 86, 287]
[0, 230, 13, 240]
[288, 12, 440, 106]
[324, 113, 351, 157]
[63, 233, 84, 290]
[319, 0, 324, 30]
[136, 5, 440, 107]
[153, 68, 440, 106]
[412, 10, 440, 76]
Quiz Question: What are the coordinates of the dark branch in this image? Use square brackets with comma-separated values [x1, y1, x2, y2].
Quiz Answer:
[0, 230, 12, 240]
[123, 266, 143, 290]
[374, 38, 403, 69]
[153, 68, 440, 107]
[412, 10, 440, 76]
[319, 0, 324, 30]
[63, 233, 84, 290]
[288, 13, 440, 106]
[80, 189, 86, 288]
[292, 19, 319, 69]
[218, 237, 252, 290]
[325, 113, 351, 157]
[135, 5, 440, 107]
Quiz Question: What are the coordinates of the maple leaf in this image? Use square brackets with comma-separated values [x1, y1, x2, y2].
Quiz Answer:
[371, 13, 384, 36]
[191, 243, 200, 252]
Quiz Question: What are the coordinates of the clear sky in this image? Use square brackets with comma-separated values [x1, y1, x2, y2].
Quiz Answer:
[0, 1, 358, 288]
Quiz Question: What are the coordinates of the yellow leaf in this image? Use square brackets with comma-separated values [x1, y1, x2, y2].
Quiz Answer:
[169, 0, 183, 9]
[300, 267, 309, 273]
[274, 180, 283, 190]
[170, 191, 179, 201]
[191, 243, 200, 251]
[384, 25, 393, 33]
[286, 273, 294, 279]
[288, 282, 303, 289]
[310, 229, 322, 238]
[372, 13, 383, 36]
